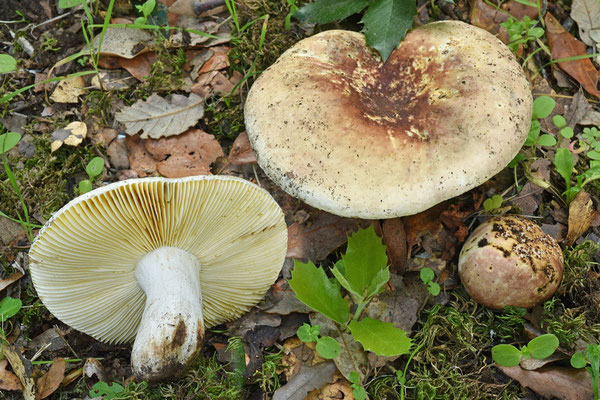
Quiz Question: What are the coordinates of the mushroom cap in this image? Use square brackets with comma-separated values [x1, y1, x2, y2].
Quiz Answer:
[244, 21, 532, 218]
[29, 175, 287, 344]
[458, 215, 563, 309]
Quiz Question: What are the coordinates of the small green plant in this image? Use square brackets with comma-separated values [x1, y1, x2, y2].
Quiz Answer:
[581, 125, 600, 165]
[289, 226, 412, 396]
[0, 131, 40, 242]
[284, 0, 299, 29]
[89, 381, 126, 399]
[491, 333, 559, 367]
[419, 267, 440, 296]
[501, 16, 544, 54]
[571, 343, 600, 400]
[0, 297, 22, 340]
[483, 194, 503, 213]
[297, 323, 341, 359]
[349, 371, 367, 400]
[78, 156, 104, 194]
[134, 0, 156, 25]
[525, 96, 557, 148]
[40, 33, 60, 52]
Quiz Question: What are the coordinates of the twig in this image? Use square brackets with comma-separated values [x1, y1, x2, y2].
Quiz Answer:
[194, 0, 226, 16]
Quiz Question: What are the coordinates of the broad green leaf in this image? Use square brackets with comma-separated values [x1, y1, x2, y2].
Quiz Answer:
[483, 195, 503, 212]
[528, 334, 559, 359]
[554, 147, 574, 184]
[491, 344, 522, 367]
[58, 0, 83, 8]
[0, 54, 17, 73]
[571, 352, 587, 368]
[507, 153, 525, 168]
[361, 0, 416, 61]
[142, 0, 156, 17]
[552, 115, 566, 128]
[86, 157, 105, 178]
[289, 260, 350, 324]
[89, 382, 125, 399]
[348, 317, 411, 357]
[525, 120, 541, 145]
[352, 385, 367, 400]
[532, 96, 555, 119]
[427, 281, 441, 296]
[588, 150, 600, 160]
[536, 134, 557, 147]
[297, 323, 320, 342]
[341, 225, 388, 298]
[316, 336, 341, 359]
[527, 27, 545, 38]
[331, 264, 361, 301]
[0, 297, 22, 321]
[419, 267, 434, 283]
[79, 180, 93, 194]
[365, 267, 390, 299]
[294, 0, 368, 24]
[560, 126, 574, 139]
[0, 132, 21, 154]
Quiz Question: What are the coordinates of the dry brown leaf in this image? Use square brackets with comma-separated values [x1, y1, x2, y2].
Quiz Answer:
[571, 0, 600, 46]
[470, 0, 513, 46]
[125, 134, 158, 177]
[51, 122, 87, 152]
[403, 202, 446, 251]
[497, 364, 595, 400]
[49, 76, 85, 104]
[286, 210, 370, 262]
[118, 52, 157, 82]
[198, 47, 229, 74]
[501, 0, 538, 19]
[305, 371, 354, 400]
[378, 218, 407, 274]
[116, 93, 204, 139]
[545, 12, 600, 99]
[2, 344, 35, 400]
[144, 128, 223, 178]
[0, 271, 23, 292]
[228, 131, 257, 165]
[0, 358, 22, 391]
[272, 361, 337, 400]
[35, 358, 65, 400]
[565, 190, 595, 245]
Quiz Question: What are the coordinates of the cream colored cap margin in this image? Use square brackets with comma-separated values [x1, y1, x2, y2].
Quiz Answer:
[29, 175, 287, 344]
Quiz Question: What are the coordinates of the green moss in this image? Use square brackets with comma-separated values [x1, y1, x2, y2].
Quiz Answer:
[205, 99, 245, 139]
[541, 298, 600, 347]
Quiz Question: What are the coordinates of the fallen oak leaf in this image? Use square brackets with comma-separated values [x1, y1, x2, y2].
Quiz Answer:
[545, 12, 600, 99]
[35, 358, 65, 400]
[116, 93, 204, 139]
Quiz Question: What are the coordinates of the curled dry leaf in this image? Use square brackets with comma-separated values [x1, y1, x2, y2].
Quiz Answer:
[116, 93, 205, 139]
[0, 358, 22, 391]
[1, 344, 35, 400]
[227, 131, 257, 165]
[91, 27, 153, 59]
[571, 0, 600, 46]
[374, 218, 407, 274]
[0, 271, 23, 292]
[545, 12, 600, 99]
[116, 53, 157, 82]
[35, 358, 66, 400]
[565, 190, 595, 245]
[49, 76, 85, 104]
[497, 365, 595, 400]
[51, 121, 87, 152]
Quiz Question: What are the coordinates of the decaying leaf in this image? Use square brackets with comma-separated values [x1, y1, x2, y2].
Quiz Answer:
[227, 131, 256, 165]
[0, 271, 23, 292]
[287, 210, 370, 262]
[116, 93, 205, 139]
[571, 0, 600, 46]
[272, 361, 337, 400]
[92, 27, 153, 59]
[497, 364, 595, 400]
[35, 358, 65, 400]
[117, 52, 157, 82]
[375, 218, 407, 274]
[305, 371, 353, 400]
[565, 190, 595, 245]
[51, 121, 87, 152]
[545, 12, 600, 99]
[580, 108, 600, 125]
[49, 76, 86, 104]
[0, 358, 22, 391]
[470, 0, 512, 45]
[501, 0, 538, 19]
[2, 344, 35, 400]
[125, 134, 158, 177]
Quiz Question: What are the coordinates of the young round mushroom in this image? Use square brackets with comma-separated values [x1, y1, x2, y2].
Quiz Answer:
[458, 215, 563, 309]
[244, 21, 533, 219]
[28, 175, 287, 380]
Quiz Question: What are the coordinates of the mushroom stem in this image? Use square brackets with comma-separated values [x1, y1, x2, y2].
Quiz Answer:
[131, 246, 204, 380]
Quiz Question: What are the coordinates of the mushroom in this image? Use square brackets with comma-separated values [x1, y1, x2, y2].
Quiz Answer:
[28, 175, 287, 380]
[244, 21, 532, 219]
[458, 215, 563, 309]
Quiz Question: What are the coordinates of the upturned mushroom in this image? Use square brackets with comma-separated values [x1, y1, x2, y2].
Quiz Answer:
[29, 175, 287, 380]
[458, 215, 563, 309]
[244, 21, 532, 219]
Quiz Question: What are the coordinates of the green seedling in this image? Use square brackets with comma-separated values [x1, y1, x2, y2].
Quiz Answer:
[552, 115, 574, 139]
[89, 381, 125, 399]
[285, 0, 299, 29]
[396, 341, 425, 400]
[134, 0, 156, 25]
[483, 194, 503, 213]
[349, 371, 367, 400]
[0, 132, 40, 242]
[290, 226, 411, 392]
[492, 333, 559, 367]
[0, 297, 22, 340]
[571, 343, 600, 400]
[0, 54, 17, 73]
[78, 157, 104, 194]
[501, 16, 544, 54]
[419, 267, 440, 296]
[582, 125, 600, 163]
[554, 147, 600, 204]
[525, 96, 557, 147]
[297, 323, 341, 359]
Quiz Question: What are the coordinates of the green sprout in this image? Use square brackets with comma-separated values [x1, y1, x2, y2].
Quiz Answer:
[571, 343, 600, 400]
[419, 267, 440, 296]
[78, 156, 105, 194]
[492, 333, 559, 367]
